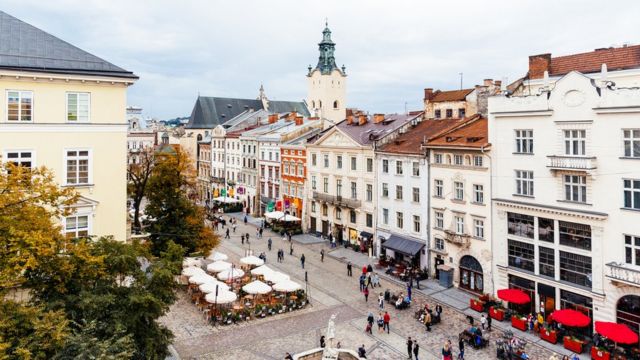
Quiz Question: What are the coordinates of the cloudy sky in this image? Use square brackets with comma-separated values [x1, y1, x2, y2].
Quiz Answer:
[3, 0, 640, 119]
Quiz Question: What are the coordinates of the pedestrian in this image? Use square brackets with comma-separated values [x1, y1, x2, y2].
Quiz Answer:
[300, 254, 305, 269]
[363, 286, 369, 302]
[232, 222, 236, 233]
[320, 249, 325, 262]
[358, 345, 367, 359]
[366, 312, 374, 334]
[366, 273, 372, 289]
[378, 293, 384, 309]
[359, 274, 366, 292]
[373, 273, 380, 287]
[367, 264, 373, 273]
[225, 228, 230, 239]
[362, 265, 368, 275]
[383, 311, 390, 334]
[284, 352, 293, 360]
[487, 311, 492, 330]
[413, 342, 420, 360]
[320, 335, 325, 348]
[246, 233, 250, 243]
[241, 234, 245, 244]
[268, 238, 272, 251]
[435, 304, 443, 317]
[347, 261, 353, 277]
[407, 281, 412, 301]
[480, 313, 487, 330]
[442, 340, 453, 360]
[331, 237, 336, 248]
[259, 228, 263, 238]
[377, 312, 384, 333]
[289, 243, 293, 256]
[406, 337, 413, 359]
[457, 337, 465, 359]
[424, 310, 432, 332]
[244, 215, 247, 224]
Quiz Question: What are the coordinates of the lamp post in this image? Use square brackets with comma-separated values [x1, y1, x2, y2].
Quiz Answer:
[305, 270, 310, 304]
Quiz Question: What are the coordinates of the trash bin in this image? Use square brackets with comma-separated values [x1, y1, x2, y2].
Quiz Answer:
[437, 264, 454, 288]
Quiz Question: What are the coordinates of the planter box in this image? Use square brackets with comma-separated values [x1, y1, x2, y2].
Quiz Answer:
[539, 329, 558, 344]
[511, 316, 527, 331]
[590, 347, 610, 360]
[470, 299, 485, 312]
[489, 306, 505, 321]
[563, 336, 584, 354]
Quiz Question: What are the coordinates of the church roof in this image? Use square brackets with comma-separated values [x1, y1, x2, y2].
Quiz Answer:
[0, 11, 137, 79]
[311, 23, 344, 76]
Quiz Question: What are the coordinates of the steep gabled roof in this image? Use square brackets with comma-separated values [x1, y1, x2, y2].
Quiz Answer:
[425, 114, 489, 149]
[430, 88, 474, 102]
[379, 119, 462, 155]
[336, 113, 419, 146]
[0, 11, 137, 79]
[268, 101, 310, 117]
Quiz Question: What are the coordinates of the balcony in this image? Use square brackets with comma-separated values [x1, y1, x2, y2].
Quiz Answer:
[312, 191, 361, 208]
[210, 176, 226, 184]
[547, 155, 597, 171]
[605, 262, 640, 287]
[443, 230, 470, 248]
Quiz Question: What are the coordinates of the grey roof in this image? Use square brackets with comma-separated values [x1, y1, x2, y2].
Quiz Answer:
[186, 96, 310, 129]
[336, 113, 418, 146]
[223, 109, 270, 130]
[382, 234, 425, 256]
[0, 11, 137, 79]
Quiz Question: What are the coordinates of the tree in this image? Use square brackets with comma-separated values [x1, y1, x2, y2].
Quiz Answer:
[127, 147, 155, 232]
[145, 148, 218, 255]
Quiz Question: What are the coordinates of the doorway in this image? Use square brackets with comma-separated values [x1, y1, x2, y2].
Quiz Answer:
[321, 220, 329, 237]
[459, 255, 484, 294]
[310, 217, 316, 234]
[434, 256, 445, 280]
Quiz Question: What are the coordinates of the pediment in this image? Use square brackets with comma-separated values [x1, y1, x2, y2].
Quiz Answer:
[71, 195, 99, 209]
[315, 128, 359, 148]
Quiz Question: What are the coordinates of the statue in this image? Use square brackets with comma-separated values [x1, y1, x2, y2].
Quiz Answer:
[322, 314, 338, 360]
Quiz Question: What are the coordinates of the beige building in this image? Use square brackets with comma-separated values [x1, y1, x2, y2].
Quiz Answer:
[0, 11, 137, 241]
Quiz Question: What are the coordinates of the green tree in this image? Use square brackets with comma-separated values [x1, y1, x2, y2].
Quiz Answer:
[127, 147, 155, 232]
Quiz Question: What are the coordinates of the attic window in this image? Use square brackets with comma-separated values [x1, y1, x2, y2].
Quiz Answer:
[466, 137, 482, 143]
[227, 104, 232, 108]
[382, 119, 395, 125]
[446, 136, 460, 142]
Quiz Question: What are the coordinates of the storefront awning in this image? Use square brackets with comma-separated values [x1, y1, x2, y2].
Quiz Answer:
[360, 231, 373, 239]
[382, 234, 424, 256]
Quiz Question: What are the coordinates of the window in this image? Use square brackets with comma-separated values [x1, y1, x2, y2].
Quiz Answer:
[473, 184, 484, 204]
[261, 151, 265, 160]
[333, 100, 339, 109]
[66, 93, 90, 122]
[454, 155, 463, 166]
[625, 235, 640, 266]
[269, 152, 273, 161]
[366, 184, 373, 202]
[322, 204, 328, 216]
[284, 162, 289, 175]
[623, 129, 640, 158]
[336, 155, 343, 169]
[323, 177, 328, 193]
[434, 109, 441, 119]
[298, 164, 304, 176]
[311, 176, 317, 190]
[396, 212, 404, 229]
[473, 155, 483, 167]
[560, 251, 592, 288]
[454, 181, 464, 200]
[564, 130, 586, 156]
[6, 91, 33, 122]
[434, 180, 443, 198]
[382, 209, 389, 225]
[311, 201, 316, 212]
[382, 183, 389, 197]
[539, 246, 555, 278]
[366, 213, 373, 227]
[65, 150, 90, 185]
[559, 221, 591, 250]
[435, 238, 445, 251]
[564, 175, 587, 203]
[350, 210, 356, 223]
[508, 212, 534, 239]
[350, 182, 357, 199]
[65, 215, 89, 238]
[434, 211, 444, 229]
[336, 207, 342, 220]
[434, 153, 443, 164]
[396, 161, 403, 175]
[412, 162, 419, 176]
[395, 185, 403, 200]
[336, 179, 342, 196]
[413, 215, 421, 232]
[624, 179, 640, 210]
[367, 158, 373, 172]
[474, 219, 484, 239]
[515, 130, 534, 154]
[5, 151, 33, 169]
[515, 170, 534, 196]
[458, 108, 466, 118]
[412, 187, 420, 203]
[351, 156, 357, 171]
[446, 109, 453, 118]
[538, 217, 555, 243]
[455, 216, 465, 234]
[508, 239, 535, 272]
[382, 159, 389, 173]
[323, 154, 329, 168]
[311, 153, 317, 166]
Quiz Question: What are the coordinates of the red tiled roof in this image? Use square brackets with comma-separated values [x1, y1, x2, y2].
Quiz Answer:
[531, 45, 640, 79]
[426, 115, 489, 149]
[379, 119, 462, 155]
[430, 88, 474, 102]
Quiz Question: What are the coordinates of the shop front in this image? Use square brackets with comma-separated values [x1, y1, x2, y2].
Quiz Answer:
[617, 295, 640, 337]
[508, 274, 536, 315]
[360, 231, 373, 256]
[348, 228, 358, 245]
[560, 289, 593, 338]
[381, 234, 425, 270]
[459, 255, 484, 294]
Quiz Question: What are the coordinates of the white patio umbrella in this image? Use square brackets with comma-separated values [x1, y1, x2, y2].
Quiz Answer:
[217, 268, 245, 281]
[181, 266, 205, 277]
[263, 271, 290, 283]
[205, 290, 237, 305]
[199, 281, 230, 293]
[264, 211, 285, 220]
[273, 280, 301, 292]
[212, 196, 240, 203]
[250, 265, 273, 276]
[207, 251, 228, 262]
[242, 280, 272, 295]
[182, 257, 203, 268]
[280, 214, 301, 222]
[240, 255, 264, 267]
[188, 273, 217, 285]
[207, 260, 232, 273]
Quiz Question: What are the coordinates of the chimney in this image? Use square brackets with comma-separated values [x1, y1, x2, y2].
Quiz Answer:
[358, 114, 367, 126]
[528, 53, 552, 79]
[346, 114, 354, 125]
[373, 113, 385, 124]
[268, 114, 278, 124]
[483, 79, 493, 87]
[308, 116, 320, 120]
[494, 80, 502, 88]
[295, 116, 304, 126]
[424, 88, 434, 101]
[288, 111, 297, 121]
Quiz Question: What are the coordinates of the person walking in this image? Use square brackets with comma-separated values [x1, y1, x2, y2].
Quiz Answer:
[377, 312, 384, 333]
[366, 312, 374, 334]
[413, 342, 420, 360]
[259, 227, 263, 238]
[320, 335, 325, 348]
[366, 273, 372, 289]
[378, 293, 384, 310]
[435, 304, 443, 317]
[457, 337, 465, 359]
[407, 281, 413, 301]
[406, 337, 413, 360]
[357, 345, 367, 359]
[243, 215, 247, 225]
[241, 234, 245, 244]
[415, 274, 420, 290]
[424, 310, 432, 332]
[442, 340, 453, 360]
[289, 243, 294, 256]
[359, 274, 366, 292]
[225, 228, 230, 239]
[347, 261, 353, 277]
[383, 311, 390, 334]
[232, 222, 236, 233]
[300, 254, 305, 269]
[320, 249, 325, 262]
[480, 313, 487, 330]
[246, 233, 250, 244]
[267, 238, 272, 251]
[363, 286, 369, 302]
[487, 311, 492, 330]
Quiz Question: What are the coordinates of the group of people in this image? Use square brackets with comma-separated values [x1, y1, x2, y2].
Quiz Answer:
[417, 303, 442, 331]
[366, 311, 391, 334]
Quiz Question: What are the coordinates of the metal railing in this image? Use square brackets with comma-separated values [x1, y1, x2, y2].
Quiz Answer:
[312, 191, 361, 208]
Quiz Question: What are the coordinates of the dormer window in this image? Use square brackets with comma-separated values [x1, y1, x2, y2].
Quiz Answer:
[434, 109, 441, 119]
[446, 109, 453, 118]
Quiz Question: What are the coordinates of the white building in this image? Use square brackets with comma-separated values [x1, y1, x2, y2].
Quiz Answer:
[489, 45, 640, 336]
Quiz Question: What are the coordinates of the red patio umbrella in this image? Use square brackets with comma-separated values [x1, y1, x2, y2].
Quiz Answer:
[497, 289, 531, 304]
[550, 309, 590, 328]
[595, 321, 639, 344]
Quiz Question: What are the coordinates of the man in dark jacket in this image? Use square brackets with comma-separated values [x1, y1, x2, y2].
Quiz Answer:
[407, 337, 413, 359]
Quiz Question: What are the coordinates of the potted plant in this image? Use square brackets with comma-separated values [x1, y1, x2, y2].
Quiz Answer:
[510, 313, 527, 331]
[590, 346, 610, 360]
[470, 298, 485, 312]
[539, 325, 558, 344]
[562, 336, 584, 354]
[489, 305, 506, 321]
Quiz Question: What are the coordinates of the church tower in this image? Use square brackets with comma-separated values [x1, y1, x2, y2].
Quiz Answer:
[307, 22, 347, 123]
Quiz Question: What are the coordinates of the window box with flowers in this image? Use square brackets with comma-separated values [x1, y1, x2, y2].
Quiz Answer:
[511, 315, 528, 331]
[539, 327, 558, 344]
[470, 298, 485, 312]
[489, 306, 505, 321]
[590, 346, 610, 360]
[563, 336, 584, 354]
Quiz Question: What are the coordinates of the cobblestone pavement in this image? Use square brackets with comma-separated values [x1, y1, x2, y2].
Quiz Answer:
[161, 214, 565, 360]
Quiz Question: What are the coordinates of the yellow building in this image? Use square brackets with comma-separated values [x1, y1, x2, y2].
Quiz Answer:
[0, 11, 137, 241]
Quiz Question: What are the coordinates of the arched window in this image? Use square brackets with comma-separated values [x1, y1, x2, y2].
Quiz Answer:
[446, 154, 452, 164]
[617, 295, 640, 335]
[465, 155, 472, 166]
[319, 100, 322, 108]
[460, 255, 483, 273]
[333, 100, 339, 109]
[335, 207, 342, 220]
[459, 255, 484, 293]
[197, 134, 203, 141]
[312, 100, 316, 108]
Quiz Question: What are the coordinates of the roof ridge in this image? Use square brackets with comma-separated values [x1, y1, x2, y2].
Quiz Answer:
[427, 114, 482, 141]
